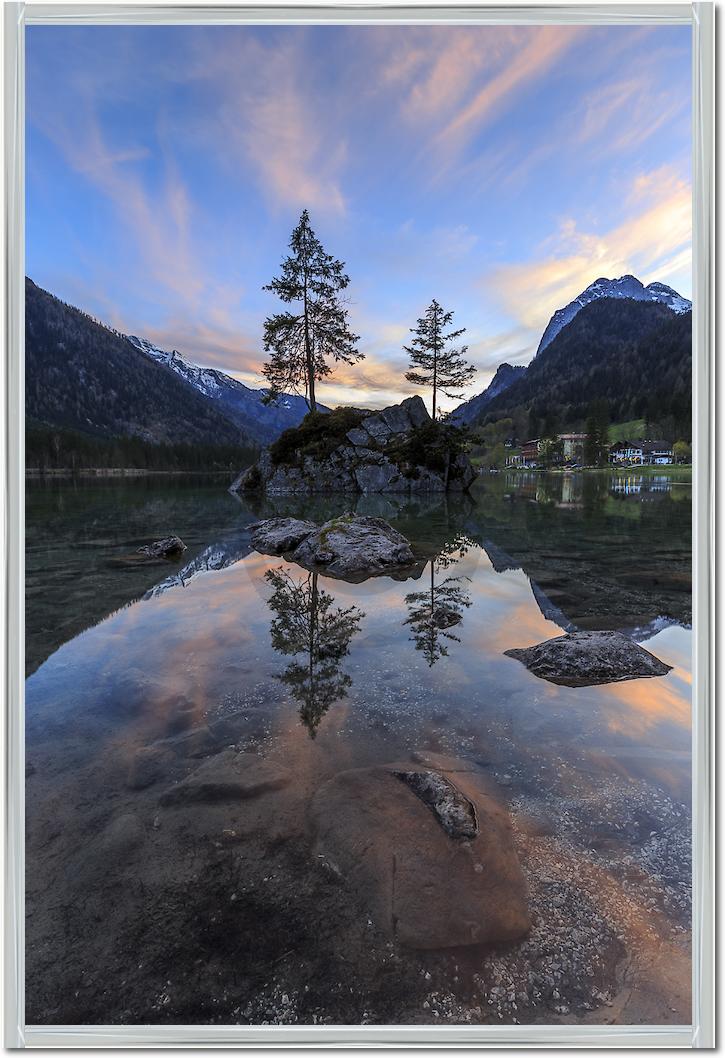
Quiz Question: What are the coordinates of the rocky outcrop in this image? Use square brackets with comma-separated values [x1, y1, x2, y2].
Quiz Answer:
[309, 759, 530, 949]
[250, 514, 416, 580]
[504, 630, 672, 686]
[137, 536, 186, 558]
[230, 396, 476, 495]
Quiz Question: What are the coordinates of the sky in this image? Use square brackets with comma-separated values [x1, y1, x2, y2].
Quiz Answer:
[26, 23, 692, 411]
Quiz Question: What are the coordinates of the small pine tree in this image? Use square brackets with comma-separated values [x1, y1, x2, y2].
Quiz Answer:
[261, 210, 363, 413]
[404, 299, 476, 421]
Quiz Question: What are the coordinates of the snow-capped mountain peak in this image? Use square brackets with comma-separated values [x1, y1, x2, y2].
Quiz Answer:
[536, 275, 691, 355]
[125, 334, 321, 444]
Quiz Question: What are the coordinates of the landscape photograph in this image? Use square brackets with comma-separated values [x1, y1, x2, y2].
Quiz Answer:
[24, 22, 693, 1028]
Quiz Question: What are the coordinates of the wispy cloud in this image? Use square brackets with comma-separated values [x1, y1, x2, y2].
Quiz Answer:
[187, 33, 348, 215]
[433, 27, 581, 158]
[489, 166, 691, 334]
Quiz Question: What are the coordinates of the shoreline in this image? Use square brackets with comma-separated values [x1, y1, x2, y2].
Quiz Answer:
[25, 467, 238, 478]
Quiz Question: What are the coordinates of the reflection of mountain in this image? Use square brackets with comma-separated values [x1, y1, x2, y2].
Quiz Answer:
[143, 537, 253, 599]
[404, 537, 472, 666]
[265, 568, 364, 737]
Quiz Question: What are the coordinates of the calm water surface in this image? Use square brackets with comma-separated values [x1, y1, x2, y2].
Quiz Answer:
[25, 471, 692, 1026]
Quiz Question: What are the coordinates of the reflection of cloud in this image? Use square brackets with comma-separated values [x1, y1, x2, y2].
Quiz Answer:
[599, 668, 691, 738]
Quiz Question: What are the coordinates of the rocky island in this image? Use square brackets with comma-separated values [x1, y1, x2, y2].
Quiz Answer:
[230, 396, 476, 496]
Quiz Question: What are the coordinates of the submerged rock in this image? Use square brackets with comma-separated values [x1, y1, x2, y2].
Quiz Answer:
[504, 630, 672, 686]
[310, 760, 530, 949]
[394, 770, 478, 840]
[159, 749, 289, 805]
[125, 746, 173, 791]
[137, 536, 187, 558]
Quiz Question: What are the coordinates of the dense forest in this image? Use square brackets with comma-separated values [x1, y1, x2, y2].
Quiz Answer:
[25, 278, 250, 449]
[480, 299, 692, 441]
[26, 421, 257, 473]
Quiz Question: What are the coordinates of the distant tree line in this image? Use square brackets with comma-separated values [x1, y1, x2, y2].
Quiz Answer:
[26, 423, 258, 473]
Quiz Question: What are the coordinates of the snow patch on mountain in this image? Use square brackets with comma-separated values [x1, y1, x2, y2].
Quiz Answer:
[536, 275, 691, 355]
[125, 335, 316, 443]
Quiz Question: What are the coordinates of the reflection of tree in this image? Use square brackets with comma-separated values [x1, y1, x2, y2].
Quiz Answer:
[404, 536, 472, 666]
[265, 568, 364, 738]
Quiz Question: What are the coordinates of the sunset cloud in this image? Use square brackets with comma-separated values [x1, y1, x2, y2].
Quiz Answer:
[27, 24, 692, 406]
[489, 167, 691, 335]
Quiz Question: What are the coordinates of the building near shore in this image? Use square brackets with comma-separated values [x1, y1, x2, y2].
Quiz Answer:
[609, 440, 673, 465]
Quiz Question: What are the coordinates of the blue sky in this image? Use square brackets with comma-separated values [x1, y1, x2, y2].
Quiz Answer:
[26, 23, 692, 409]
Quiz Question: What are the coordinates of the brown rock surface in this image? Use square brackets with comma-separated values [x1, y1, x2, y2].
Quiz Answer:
[160, 749, 290, 806]
[309, 759, 530, 949]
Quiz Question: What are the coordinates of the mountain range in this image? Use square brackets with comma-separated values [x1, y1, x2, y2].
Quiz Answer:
[25, 271, 693, 459]
[25, 278, 319, 450]
[452, 275, 691, 436]
[126, 336, 321, 444]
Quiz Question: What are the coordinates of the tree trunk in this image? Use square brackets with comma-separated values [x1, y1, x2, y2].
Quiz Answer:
[432, 303, 438, 422]
[302, 257, 316, 414]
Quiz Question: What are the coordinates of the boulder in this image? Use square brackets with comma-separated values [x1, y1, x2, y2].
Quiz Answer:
[249, 517, 317, 554]
[346, 427, 371, 447]
[290, 515, 415, 579]
[159, 749, 289, 806]
[137, 536, 186, 558]
[504, 630, 672, 686]
[309, 760, 530, 949]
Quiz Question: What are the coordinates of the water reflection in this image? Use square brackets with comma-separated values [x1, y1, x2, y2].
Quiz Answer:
[265, 567, 365, 737]
[403, 536, 472, 667]
[24, 473, 693, 1026]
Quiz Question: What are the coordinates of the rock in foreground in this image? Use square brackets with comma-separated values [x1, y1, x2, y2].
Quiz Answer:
[250, 514, 416, 580]
[249, 518, 318, 555]
[229, 397, 476, 495]
[504, 630, 672, 686]
[137, 536, 187, 558]
[292, 515, 415, 578]
[310, 760, 530, 949]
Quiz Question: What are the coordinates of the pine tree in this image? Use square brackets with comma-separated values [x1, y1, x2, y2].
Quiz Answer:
[261, 210, 363, 413]
[584, 398, 609, 466]
[404, 300, 476, 421]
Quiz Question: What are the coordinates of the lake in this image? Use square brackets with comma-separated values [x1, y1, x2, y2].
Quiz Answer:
[25, 470, 692, 1026]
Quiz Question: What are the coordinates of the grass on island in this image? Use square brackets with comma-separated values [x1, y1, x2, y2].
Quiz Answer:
[269, 407, 367, 466]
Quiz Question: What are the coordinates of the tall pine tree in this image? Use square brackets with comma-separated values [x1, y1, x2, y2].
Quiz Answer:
[404, 300, 476, 421]
[261, 210, 363, 413]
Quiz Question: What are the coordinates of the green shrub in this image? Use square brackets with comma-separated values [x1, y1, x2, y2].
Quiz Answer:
[269, 407, 367, 466]
[387, 420, 468, 475]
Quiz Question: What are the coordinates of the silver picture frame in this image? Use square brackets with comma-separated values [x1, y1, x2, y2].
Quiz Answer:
[3, 1, 715, 1047]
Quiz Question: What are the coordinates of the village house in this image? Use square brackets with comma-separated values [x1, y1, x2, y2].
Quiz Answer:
[520, 439, 540, 467]
[557, 433, 587, 462]
[609, 440, 673, 465]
